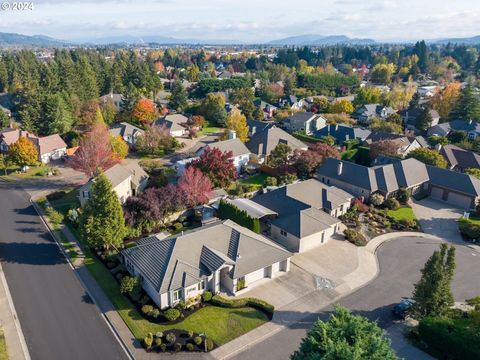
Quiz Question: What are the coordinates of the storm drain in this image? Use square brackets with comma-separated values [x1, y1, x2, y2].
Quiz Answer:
[315, 276, 336, 289]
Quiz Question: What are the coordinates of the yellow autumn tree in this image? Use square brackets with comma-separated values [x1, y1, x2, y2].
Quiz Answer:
[431, 82, 461, 119]
[224, 108, 249, 142]
[9, 136, 38, 166]
[329, 99, 354, 114]
[109, 135, 129, 161]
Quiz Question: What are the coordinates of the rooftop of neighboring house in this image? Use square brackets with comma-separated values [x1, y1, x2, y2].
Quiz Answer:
[99, 93, 123, 103]
[246, 119, 275, 136]
[79, 162, 148, 191]
[197, 138, 251, 158]
[439, 144, 480, 170]
[399, 107, 440, 121]
[353, 104, 395, 117]
[0, 128, 37, 146]
[29, 134, 67, 156]
[246, 126, 307, 157]
[284, 111, 320, 126]
[317, 157, 480, 197]
[122, 219, 292, 293]
[428, 120, 480, 137]
[109, 122, 144, 138]
[365, 131, 417, 146]
[315, 124, 371, 142]
[155, 113, 189, 132]
[251, 179, 348, 238]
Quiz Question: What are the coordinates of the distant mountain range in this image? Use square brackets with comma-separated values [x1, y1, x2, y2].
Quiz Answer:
[1, 31, 480, 47]
[267, 34, 376, 45]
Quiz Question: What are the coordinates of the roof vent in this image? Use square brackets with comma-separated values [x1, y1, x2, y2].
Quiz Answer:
[337, 162, 343, 176]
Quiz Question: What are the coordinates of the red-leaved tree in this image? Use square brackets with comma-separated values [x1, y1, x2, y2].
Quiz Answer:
[309, 142, 341, 161]
[188, 147, 237, 188]
[69, 124, 118, 176]
[369, 140, 398, 160]
[177, 167, 213, 207]
[292, 149, 323, 178]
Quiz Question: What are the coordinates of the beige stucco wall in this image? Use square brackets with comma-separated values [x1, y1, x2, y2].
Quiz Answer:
[298, 226, 335, 252]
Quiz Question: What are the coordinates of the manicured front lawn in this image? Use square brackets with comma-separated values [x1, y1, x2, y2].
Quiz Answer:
[48, 187, 79, 214]
[0, 329, 8, 360]
[199, 126, 224, 136]
[240, 173, 268, 187]
[0, 165, 51, 181]
[387, 207, 416, 222]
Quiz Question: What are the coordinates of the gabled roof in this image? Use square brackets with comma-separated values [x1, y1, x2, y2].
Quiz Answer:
[225, 198, 278, 219]
[285, 112, 317, 126]
[110, 122, 144, 138]
[155, 114, 189, 133]
[122, 220, 291, 292]
[247, 119, 275, 136]
[354, 104, 395, 118]
[0, 128, 37, 146]
[199, 138, 250, 158]
[315, 124, 371, 142]
[318, 158, 378, 191]
[31, 134, 67, 155]
[246, 126, 307, 156]
[439, 144, 480, 169]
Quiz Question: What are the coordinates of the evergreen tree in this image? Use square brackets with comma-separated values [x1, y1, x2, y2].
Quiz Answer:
[411, 244, 456, 319]
[449, 83, 480, 121]
[409, 92, 420, 109]
[0, 110, 10, 128]
[44, 93, 75, 135]
[416, 108, 433, 132]
[169, 80, 188, 111]
[292, 306, 398, 360]
[414, 40, 430, 73]
[78, 172, 126, 251]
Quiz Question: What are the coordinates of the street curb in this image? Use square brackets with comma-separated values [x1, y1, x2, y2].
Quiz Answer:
[30, 200, 135, 360]
[0, 262, 31, 360]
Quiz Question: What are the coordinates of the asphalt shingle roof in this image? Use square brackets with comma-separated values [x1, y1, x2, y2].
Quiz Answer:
[246, 126, 307, 157]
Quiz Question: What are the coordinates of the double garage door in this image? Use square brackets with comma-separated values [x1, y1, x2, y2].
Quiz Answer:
[430, 186, 472, 209]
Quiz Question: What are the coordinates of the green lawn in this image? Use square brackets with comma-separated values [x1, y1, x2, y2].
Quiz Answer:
[0, 329, 8, 360]
[387, 207, 416, 222]
[67, 223, 268, 345]
[465, 214, 480, 225]
[48, 188, 80, 215]
[0, 165, 51, 181]
[199, 126, 224, 136]
[240, 174, 269, 188]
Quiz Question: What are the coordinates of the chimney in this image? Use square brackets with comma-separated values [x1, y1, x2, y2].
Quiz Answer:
[337, 162, 343, 176]
[469, 119, 473, 125]
[228, 130, 237, 140]
[435, 143, 442, 152]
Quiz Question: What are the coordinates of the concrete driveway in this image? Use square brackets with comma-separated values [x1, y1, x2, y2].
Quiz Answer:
[411, 198, 465, 244]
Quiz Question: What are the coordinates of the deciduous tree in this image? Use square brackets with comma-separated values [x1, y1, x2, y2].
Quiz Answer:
[407, 148, 448, 168]
[269, 143, 292, 168]
[309, 142, 341, 161]
[110, 135, 129, 161]
[8, 136, 38, 166]
[431, 82, 461, 119]
[189, 147, 237, 188]
[369, 140, 399, 159]
[292, 149, 322, 178]
[224, 108, 249, 142]
[132, 98, 156, 126]
[135, 125, 177, 156]
[329, 99, 354, 114]
[177, 167, 213, 207]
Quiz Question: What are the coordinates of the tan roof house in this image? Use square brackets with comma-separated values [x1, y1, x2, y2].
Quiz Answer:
[78, 162, 149, 207]
[29, 134, 68, 163]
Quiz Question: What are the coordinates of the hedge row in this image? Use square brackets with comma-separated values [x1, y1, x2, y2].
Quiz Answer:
[418, 315, 480, 359]
[211, 295, 274, 319]
[458, 218, 480, 240]
[218, 200, 261, 233]
[292, 131, 322, 144]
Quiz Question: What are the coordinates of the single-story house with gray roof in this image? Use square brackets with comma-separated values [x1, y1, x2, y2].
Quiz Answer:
[121, 219, 292, 309]
[251, 179, 353, 252]
[317, 157, 480, 209]
[427, 120, 480, 140]
[109, 122, 144, 147]
[155, 114, 189, 137]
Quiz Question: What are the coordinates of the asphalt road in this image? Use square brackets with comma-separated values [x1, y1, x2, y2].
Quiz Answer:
[0, 182, 128, 360]
[234, 236, 480, 360]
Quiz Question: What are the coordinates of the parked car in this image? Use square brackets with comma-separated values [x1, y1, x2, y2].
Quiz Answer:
[392, 298, 415, 319]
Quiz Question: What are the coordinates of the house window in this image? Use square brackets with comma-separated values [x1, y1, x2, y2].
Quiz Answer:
[172, 289, 182, 302]
[198, 281, 205, 291]
[82, 191, 90, 199]
[280, 229, 288, 237]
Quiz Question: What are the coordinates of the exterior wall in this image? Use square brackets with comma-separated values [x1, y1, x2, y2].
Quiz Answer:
[171, 129, 186, 137]
[298, 226, 335, 253]
[329, 201, 351, 218]
[39, 147, 67, 164]
[232, 154, 250, 173]
[270, 224, 301, 252]
[113, 177, 133, 204]
[244, 268, 265, 285]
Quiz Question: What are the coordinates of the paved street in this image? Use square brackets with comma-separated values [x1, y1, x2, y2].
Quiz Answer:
[0, 181, 128, 360]
[232, 236, 480, 360]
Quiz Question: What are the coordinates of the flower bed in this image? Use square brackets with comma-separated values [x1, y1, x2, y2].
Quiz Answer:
[143, 329, 214, 353]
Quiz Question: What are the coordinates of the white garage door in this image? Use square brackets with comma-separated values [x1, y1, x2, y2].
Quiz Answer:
[430, 186, 444, 200]
[446, 192, 472, 209]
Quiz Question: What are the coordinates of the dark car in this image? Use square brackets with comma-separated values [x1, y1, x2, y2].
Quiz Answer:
[392, 298, 415, 319]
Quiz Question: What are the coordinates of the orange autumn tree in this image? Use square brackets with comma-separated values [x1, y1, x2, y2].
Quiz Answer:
[9, 136, 38, 166]
[431, 82, 461, 119]
[132, 98, 157, 126]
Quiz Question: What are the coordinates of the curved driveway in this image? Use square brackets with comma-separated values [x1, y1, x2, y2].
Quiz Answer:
[233, 236, 480, 360]
[0, 182, 128, 360]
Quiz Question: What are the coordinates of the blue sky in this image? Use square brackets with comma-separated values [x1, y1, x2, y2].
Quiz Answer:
[0, 0, 479, 42]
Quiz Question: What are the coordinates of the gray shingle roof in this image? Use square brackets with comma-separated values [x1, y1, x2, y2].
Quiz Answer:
[199, 138, 251, 158]
[246, 126, 307, 157]
[109, 122, 144, 138]
[315, 124, 371, 143]
[122, 220, 291, 292]
[439, 144, 480, 170]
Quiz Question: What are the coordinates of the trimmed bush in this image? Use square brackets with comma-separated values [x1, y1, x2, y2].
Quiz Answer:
[45, 207, 64, 225]
[173, 222, 183, 231]
[343, 229, 367, 247]
[176, 300, 186, 311]
[396, 187, 411, 204]
[188, 330, 194, 338]
[211, 295, 275, 318]
[194, 336, 203, 345]
[173, 343, 182, 352]
[384, 198, 400, 210]
[264, 176, 277, 187]
[369, 193, 384, 206]
[186, 343, 194, 351]
[458, 218, 480, 240]
[141, 305, 154, 315]
[120, 276, 139, 295]
[150, 308, 160, 318]
[165, 332, 176, 344]
[218, 200, 261, 233]
[155, 331, 163, 338]
[143, 333, 153, 349]
[154, 338, 162, 346]
[206, 338, 214, 351]
[202, 291, 213, 302]
[164, 308, 181, 321]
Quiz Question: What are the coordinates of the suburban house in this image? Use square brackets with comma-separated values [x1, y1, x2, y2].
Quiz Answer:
[317, 157, 480, 209]
[427, 120, 480, 140]
[284, 112, 327, 135]
[364, 132, 423, 157]
[247, 119, 275, 137]
[246, 126, 307, 164]
[279, 95, 305, 111]
[155, 114, 189, 137]
[439, 144, 480, 172]
[99, 93, 123, 111]
[29, 134, 68, 163]
[400, 108, 440, 130]
[315, 124, 372, 144]
[109, 122, 144, 147]
[352, 104, 396, 124]
[78, 162, 149, 207]
[121, 219, 292, 309]
[0, 128, 67, 163]
[251, 179, 353, 252]
[254, 100, 277, 119]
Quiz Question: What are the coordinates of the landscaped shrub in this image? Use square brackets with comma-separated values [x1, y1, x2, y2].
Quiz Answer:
[279, 173, 297, 185]
[194, 336, 203, 345]
[173, 222, 183, 231]
[458, 218, 480, 240]
[164, 308, 181, 321]
[156, 331, 163, 338]
[343, 229, 367, 247]
[186, 343, 194, 351]
[45, 207, 64, 225]
[154, 337, 162, 347]
[206, 338, 214, 351]
[173, 343, 182, 352]
[384, 198, 400, 210]
[165, 332, 176, 344]
[352, 198, 368, 212]
[218, 200, 261, 233]
[150, 309, 160, 319]
[176, 300, 186, 311]
[143, 333, 153, 349]
[396, 187, 411, 204]
[264, 176, 277, 187]
[344, 229, 358, 241]
[466, 296, 480, 310]
[369, 193, 384, 207]
[202, 291, 213, 302]
[187, 330, 194, 338]
[211, 295, 275, 318]
[120, 276, 139, 295]
[141, 305, 154, 315]
[160, 344, 167, 352]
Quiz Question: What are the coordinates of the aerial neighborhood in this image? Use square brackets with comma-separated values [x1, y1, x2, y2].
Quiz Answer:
[0, 28, 479, 360]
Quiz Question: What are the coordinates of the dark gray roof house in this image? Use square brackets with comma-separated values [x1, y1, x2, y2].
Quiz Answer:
[427, 120, 480, 139]
[315, 124, 371, 144]
[109, 122, 144, 146]
[352, 104, 396, 123]
[247, 119, 275, 137]
[121, 219, 292, 308]
[155, 114, 189, 137]
[317, 157, 480, 209]
[439, 144, 480, 171]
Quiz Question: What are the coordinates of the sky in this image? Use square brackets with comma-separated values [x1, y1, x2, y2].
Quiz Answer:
[0, 0, 479, 43]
